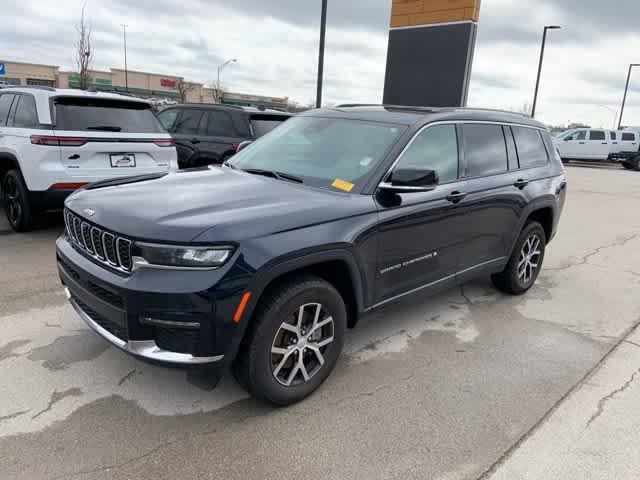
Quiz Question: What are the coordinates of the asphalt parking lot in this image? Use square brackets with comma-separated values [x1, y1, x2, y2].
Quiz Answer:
[1, 164, 639, 480]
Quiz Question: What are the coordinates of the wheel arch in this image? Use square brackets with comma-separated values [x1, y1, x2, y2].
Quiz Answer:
[245, 249, 366, 330]
[0, 152, 21, 184]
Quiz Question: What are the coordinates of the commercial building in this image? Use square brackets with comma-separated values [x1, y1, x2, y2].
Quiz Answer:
[0, 59, 289, 109]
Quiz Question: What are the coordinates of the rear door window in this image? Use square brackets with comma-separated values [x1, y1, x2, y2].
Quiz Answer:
[174, 109, 204, 135]
[0, 94, 15, 126]
[512, 126, 548, 168]
[11, 95, 38, 128]
[622, 132, 636, 141]
[205, 110, 237, 137]
[54, 97, 164, 133]
[589, 130, 606, 141]
[462, 124, 508, 177]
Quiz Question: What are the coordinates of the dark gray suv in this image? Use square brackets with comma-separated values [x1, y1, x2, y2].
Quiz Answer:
[157, 104, 291, 168]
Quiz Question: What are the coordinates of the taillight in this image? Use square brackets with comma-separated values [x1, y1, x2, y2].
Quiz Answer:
[232, 142, 240, 151]
[153, 138, 175, 147]
[31, 135, 88, 147]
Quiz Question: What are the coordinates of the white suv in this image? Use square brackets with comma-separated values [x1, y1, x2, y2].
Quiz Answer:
[0, 87, 178, 231]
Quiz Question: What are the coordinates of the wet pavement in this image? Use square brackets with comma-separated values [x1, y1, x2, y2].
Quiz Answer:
[1, 164, 639, 480]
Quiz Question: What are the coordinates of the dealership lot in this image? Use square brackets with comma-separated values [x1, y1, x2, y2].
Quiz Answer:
[1, 165, 639, 480]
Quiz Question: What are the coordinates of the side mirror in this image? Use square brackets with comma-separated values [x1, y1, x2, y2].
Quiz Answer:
[236, 140, 253, 152]
[379, 168, 439, 193]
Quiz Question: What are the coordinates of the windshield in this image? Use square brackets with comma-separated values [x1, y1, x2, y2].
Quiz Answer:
[229, 116, 405, 191]
[54, 97, 165, 133]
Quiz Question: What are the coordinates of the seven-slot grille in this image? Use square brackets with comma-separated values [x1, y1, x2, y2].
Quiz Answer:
[65, 209, 133, 272]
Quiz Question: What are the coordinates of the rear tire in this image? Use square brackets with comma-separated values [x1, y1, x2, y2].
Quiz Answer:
[632, 156, 640, 171]
[234, 275, 346, 406]
[492, 222, 546, 295]
[2, 170, 34, 232]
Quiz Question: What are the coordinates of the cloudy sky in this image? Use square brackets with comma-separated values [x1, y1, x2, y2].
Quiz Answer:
[3, 0, 640, 127]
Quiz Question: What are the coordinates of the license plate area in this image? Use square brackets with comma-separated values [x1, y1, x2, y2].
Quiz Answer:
[110, 153, 136, 168]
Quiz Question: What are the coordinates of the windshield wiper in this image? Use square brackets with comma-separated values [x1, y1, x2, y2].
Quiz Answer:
[86, 125, 122, 132]
[242, 168, 304, 184]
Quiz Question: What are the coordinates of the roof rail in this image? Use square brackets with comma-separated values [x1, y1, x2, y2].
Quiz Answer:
[336, 103, 446, 112]
[5, 85, 56, 92]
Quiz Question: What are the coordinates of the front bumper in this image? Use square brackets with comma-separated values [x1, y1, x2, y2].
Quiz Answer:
[64, 287, 223, 365]
[57, 233, 250, 369]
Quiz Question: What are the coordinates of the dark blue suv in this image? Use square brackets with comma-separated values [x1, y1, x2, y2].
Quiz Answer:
[57, 105, 567, 405]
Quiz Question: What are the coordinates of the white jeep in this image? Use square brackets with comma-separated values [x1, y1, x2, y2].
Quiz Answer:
[0, 87, 178, 231]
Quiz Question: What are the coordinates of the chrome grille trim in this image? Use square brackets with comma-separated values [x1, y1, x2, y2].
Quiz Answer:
[64, 209, 133, 273]
[81, 222, 93, 253]
[116, 238, 132, 270]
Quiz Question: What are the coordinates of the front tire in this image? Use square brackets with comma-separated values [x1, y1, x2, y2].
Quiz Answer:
[2, 170, 34, 232]
[234, 275, 346, 405]
[492, 222, 546, 295]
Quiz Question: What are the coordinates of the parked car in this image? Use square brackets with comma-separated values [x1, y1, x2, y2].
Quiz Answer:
[554, 128, 640, 170]
[57, 105, 567, 405]
[0, 86, 178, 231]
[156, 104, 292, 168]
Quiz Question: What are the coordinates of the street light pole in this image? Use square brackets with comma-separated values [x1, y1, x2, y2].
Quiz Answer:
[597, 105, 619, 130]
[618, 64, 639, 130]
[316, 0, 328, 108]
[121, 24, 128, 92]
[216, 58, 237, 104]
[531, 25, 561, 118]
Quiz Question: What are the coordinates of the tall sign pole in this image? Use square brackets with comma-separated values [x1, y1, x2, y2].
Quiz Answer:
[316, 0, 328, 108]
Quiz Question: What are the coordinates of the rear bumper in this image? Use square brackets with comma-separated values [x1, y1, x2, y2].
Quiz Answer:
[28, 188, 76, 210]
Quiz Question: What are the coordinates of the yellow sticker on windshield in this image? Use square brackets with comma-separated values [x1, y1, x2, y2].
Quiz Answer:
[332, 178, 354, 192]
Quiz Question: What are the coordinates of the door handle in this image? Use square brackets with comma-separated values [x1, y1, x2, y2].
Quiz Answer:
[446, 191, 467, 203]
[514, 178, 529, 189]
[601, 142, 608, 145]
[68, 154, 80, 160]
[191, 138, 200, 144]
[578, 141, 586, 144]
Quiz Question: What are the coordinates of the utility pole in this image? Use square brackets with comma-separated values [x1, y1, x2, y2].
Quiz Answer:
[316, 0, 328, 108]
[121, 24, 128, 92]
[531, 25, 561, 118]
[618, 64, 639, 130]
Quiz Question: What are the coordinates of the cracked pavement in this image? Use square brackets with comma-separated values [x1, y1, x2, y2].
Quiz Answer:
[1, 165, 640, 480]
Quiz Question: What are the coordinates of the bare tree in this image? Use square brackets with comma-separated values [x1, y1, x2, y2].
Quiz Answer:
[177, 80, 195, 104]
[74, 4, 93, 90]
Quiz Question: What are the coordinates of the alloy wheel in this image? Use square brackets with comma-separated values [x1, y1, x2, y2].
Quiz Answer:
[518, 234, 542, 284]
[4, 175, 22, 226]
[271, 303, 335, 387]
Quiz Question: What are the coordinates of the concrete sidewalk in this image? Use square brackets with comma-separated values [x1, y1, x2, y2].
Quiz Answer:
[487, 324, 640, 480]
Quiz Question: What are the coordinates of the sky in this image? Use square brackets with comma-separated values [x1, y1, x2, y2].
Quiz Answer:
[2, 0, 640, 128]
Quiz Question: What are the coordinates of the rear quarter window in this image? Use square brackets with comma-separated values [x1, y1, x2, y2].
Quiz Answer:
[251, 116, 290, 137]
[12, 95, 39, 128]
[622, 132, 636, 141]
[54, 97, 164, 133]
[512, 127, 548, 168]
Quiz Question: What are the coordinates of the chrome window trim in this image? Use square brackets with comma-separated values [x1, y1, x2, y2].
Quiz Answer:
[379, 120, 548, 188]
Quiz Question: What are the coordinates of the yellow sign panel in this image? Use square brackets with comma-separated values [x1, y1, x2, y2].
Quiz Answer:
[390, 0, 481, 28]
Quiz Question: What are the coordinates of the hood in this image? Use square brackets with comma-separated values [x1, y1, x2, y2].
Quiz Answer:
[65, 167, 375, 243]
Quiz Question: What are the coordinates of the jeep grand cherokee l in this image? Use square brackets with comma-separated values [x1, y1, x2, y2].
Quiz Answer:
[0, 87, 177, 231]
[57, 105, 567, 405]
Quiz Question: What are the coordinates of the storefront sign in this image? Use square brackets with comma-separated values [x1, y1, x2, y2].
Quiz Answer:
[160, 78, 176, 88]
[0, 63, 5, 75]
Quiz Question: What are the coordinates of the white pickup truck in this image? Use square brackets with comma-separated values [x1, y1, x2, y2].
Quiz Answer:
[554, 128, 640, 171]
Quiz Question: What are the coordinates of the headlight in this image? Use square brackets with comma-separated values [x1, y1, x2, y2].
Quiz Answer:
[133, 243, 234, 270]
